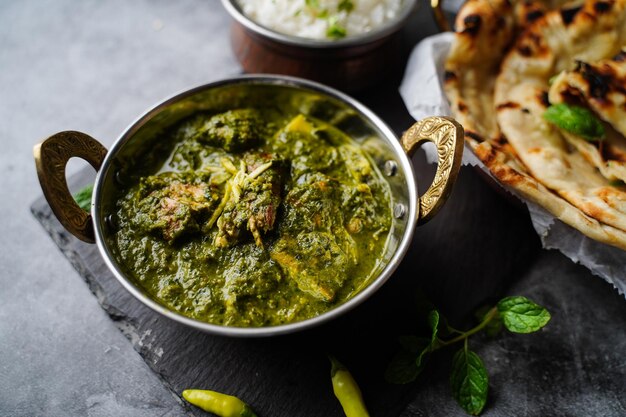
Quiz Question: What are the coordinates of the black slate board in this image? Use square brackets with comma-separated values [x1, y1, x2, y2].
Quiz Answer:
[32, 87, 626, 416]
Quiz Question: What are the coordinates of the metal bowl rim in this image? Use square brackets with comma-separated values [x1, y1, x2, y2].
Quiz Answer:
[221, 0, 418, 49]
[92, 74, 418, 337]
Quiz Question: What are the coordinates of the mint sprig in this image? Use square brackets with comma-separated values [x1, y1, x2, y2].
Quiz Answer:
[385, 295, 551, 415]
[497, 296, 551, 333]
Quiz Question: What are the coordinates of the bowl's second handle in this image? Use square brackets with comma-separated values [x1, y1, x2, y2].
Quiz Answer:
[401, 116, 464, 226]
[431, 0, 451, 32]
[34, 131, 107, 243]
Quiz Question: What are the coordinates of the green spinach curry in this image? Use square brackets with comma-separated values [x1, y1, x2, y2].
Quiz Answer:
[113, 108, 392, 327]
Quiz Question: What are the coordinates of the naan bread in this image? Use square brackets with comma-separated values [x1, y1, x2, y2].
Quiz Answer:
[444, 0, 626, 251]
[445, 0, 576, 145]
[548, 52, 626, 181]
[495, 0, 626, 231]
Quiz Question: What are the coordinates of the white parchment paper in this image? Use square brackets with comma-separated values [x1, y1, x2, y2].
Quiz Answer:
[399, 33, 626, 296]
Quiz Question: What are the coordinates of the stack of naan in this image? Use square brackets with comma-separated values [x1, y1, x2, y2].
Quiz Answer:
[444, 0, 626, 250]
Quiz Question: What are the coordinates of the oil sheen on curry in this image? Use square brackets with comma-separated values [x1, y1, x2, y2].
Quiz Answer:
[112, 108, 392, 327]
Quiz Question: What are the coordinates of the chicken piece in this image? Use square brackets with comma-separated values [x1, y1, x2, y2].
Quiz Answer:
[272, 114, 341, 178]
[180, 109, 264, 153]
[221, 243, 281, 305]
[270, 231, 356, 302]
[132, 172, 218, 242]
[214, 153, 285, 248]
[270, 174, 357, 302]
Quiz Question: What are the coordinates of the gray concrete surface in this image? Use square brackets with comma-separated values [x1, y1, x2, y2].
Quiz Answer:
[0, 1, 236, 415]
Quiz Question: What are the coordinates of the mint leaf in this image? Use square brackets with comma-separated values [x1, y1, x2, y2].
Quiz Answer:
[73, 184, 94, 212]
[497, 296, 551, 333]
[385, 336, 430, 384]
[385, 349, 420, 384]
[398, 334, 431, 370]
[427, 310, 440, 345]
[543, 103, 605, 141]
[450, 348, 488, 415]
[416, 345, 430, 369]
[397, 335, 427, 353]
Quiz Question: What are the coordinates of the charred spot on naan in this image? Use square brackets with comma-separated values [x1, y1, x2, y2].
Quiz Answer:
[493, 133, 508, 145]
[560, 4, 583, 24]
[576, 61, 626, 101]
[578, 198, 618, 222]
[444, 70, 458, 83]
[464, 130, 486, 143]
[470, 131, 520, 162]
[600, 141, 626, 163]
[577, 186, 626, 220]
[553, 85, 585, 105]
[474, 142, 534, 187]
[614, 50, 626, 62]
[514, 0, 569, 27]
[597, 186, 626, 206]
[515, 30, 550, 57]
[525, 9, 545, 23]
[496, 101, 521, 110]
[593, 0, 614, 13]
[461, 14, 483, 36]
[494, 133, 520, 156]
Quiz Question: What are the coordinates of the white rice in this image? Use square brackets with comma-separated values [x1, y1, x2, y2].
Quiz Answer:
[237, 0, 405, 40]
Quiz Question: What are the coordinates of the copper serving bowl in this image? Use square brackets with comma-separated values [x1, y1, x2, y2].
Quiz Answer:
[34, 75, 463, 337]
[221, 0, 437, 92]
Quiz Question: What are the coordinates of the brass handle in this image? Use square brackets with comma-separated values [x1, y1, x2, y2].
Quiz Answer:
[401, 116, 464, 225]
[34, 131, 108, 243]
[431, 0, 451, 32]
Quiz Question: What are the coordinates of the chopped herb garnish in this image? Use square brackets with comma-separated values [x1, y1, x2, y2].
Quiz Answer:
[305, 0, 320, 9]
[326, 16, 346, 39]
[338, 0, 355, 12]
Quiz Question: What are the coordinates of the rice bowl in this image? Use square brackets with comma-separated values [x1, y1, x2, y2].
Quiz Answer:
[237, 0, 405, 40]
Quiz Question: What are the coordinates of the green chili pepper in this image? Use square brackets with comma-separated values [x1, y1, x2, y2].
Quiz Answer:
[182, 389, 258, 417]
[329, 356, 370, 417]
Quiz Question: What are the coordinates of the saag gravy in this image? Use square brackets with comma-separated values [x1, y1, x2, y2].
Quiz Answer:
[111, 108, 392, 327]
